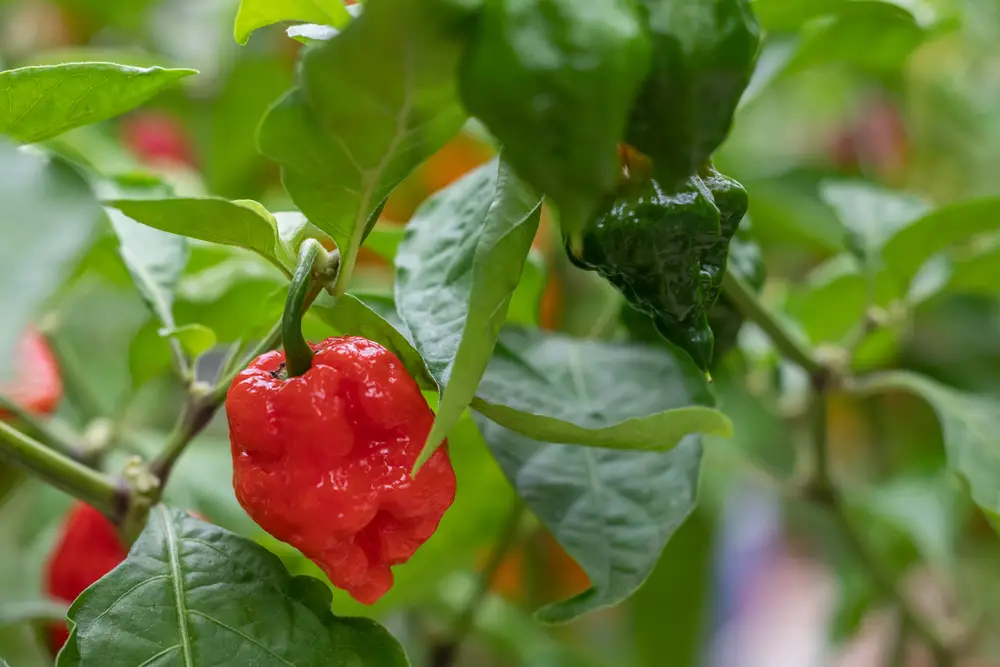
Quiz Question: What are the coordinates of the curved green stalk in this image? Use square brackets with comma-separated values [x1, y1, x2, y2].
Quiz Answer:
[282, 240, 323, 378]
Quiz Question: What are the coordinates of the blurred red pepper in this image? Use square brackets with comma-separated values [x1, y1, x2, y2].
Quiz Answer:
[0, 328, 62, 419]
[120, 111, 196, 168]
[44, 503, 128, 653]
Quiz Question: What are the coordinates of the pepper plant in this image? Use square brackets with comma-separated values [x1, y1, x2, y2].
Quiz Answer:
[0, 0, 997, 666]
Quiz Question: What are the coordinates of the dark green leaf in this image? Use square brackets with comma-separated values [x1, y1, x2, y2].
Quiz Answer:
[234, 0, 352, 44]
[477, 415, 702, 623]
[472, 327, 731, 450]
[396, 158, 544, 468]
[108, 198, 286, 272]
[311, 293, 435, 390]
[459, 0, 650, 233]
[58, 506, 408, 667]
[258, 0, 468, 289]
[0, 64, 195, 144]
[631, 510, 714, 667]
[0, 143, 101, 376]
[106, 208, 188, 330]
[855, 372, 1000, 531]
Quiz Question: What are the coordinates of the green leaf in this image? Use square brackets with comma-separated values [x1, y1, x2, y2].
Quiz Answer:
[507, 250, 546, 327]
[631, 510, 715, 667]
[106, 208, 188, 330]
[58, 506, 408, 667]
[258, 0, 468, 292]
[311, 293, 435, 390]
[472, 327, 731, 450]
[459, 0, 650, 234]
[396, 158, 544, 470]
[234, 0, 352, 45]
[108, 198, 286, 272]
[159, 323, 217, 358]
[274, 211, 334, 271]
[476, 415, 702, 623]
[0, 143, 101, 377]
[882, 196, 1000, 292]
[855, 372, 1000, 530]
[0, 64, 195, 144]
[818, 180, 930, 270]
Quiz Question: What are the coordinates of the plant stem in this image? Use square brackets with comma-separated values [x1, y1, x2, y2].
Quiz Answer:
[807, 392, 955, 667]
[0, 421, 119, 515]
[0, 393, 83, 460]
[433, 502, 525, 667]
[721, 269, 826, 380]
[283, 240, 323, 378]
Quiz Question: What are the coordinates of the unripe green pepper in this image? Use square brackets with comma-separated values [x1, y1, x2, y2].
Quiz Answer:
[569, 152, 749, 369]
[626, 0, 760, 189]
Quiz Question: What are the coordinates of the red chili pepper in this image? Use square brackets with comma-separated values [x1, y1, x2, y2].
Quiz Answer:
[120, 111, 196, 168]
[0, 328, 62, 419]
[44, 503, 128, 652]
[226, 336, 456, 604]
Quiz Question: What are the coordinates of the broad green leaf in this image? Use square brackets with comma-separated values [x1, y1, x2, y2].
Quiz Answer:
[476, 415, 702, 623]
[459, 0, 650, 234]
[311, 293, 435, 390]
[396, 158, 543, 469]
[784, 2, 929, 76]
[0, 143, 101, 377]
[819, 180, 930, 270]
[258, 0, 468, 292]
[472, 327, 731, 450]
[159, 323, 217, 358]
[234, 0, 352, 45]
[0, 64, 195, 144]
[631, 510, 715, 667]
[855, 372, 1000, 530]
[108, 198, 286, 272]
[882, 196, 1000, 291]
[58, 506, 408, 667]
[106, 208, 188, 330]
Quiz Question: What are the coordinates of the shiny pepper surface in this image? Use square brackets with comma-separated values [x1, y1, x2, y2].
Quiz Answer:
[0, 328, 62, 419]
[571, 160, 748, 369]
[227, 336, 457, 604]
[44, 503, 128, 652]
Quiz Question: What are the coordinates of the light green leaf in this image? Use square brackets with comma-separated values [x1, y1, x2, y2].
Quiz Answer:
[234, 0, 351, 45]
[472, 327, 731, 450]
[258, 0, 468, 292]
[819, 180, 930, 269]
[0, 143, 101, 377]
[0, 64, 195, 144]
[106, 208, 188, 330]
[107, 198, 286, 272]
[459, 0, 650, 234]
[58, 506, 408, 667]
[396, 158, 543, 469]
[507, 250, 546, 327]
[882, 196, 1000, 291]
[477, 415, 702, 623]
[274, 211, 334, 271]
[855, 372, 1000, 530]
[159, 323, 217, 358]
[311, 293, 435, 390]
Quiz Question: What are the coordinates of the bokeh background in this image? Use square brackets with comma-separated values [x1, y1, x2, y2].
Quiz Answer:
[2, 0, 1000, 666]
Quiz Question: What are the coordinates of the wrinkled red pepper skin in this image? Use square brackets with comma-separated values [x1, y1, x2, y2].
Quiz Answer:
[0, 328, 62, 419]
[226, 336, 457, 604]
[44, 503, 128, 652]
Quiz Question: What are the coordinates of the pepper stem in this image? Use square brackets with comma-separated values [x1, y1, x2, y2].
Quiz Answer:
[282, 240, 323, 378]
